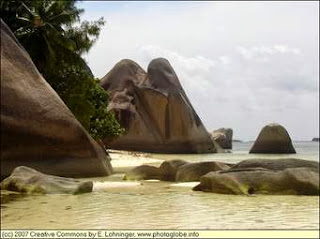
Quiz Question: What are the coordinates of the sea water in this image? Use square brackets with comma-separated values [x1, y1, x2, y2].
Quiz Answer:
[1, 142, 319, 229]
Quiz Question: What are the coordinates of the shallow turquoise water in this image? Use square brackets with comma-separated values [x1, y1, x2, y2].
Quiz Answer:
[148, 141, 319, 164]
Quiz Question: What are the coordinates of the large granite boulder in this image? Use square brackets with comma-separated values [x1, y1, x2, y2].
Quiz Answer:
[176, 161, 232, 182]
[193, 167, 319, 195]
[100, 58, 216, 153]
[211, 128, 233, 149]
[0, 166, 93, 194]
[0, 19, 112, 179]
[249, 123, 296, 154]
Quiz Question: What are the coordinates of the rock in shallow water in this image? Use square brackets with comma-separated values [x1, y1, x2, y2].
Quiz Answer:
[231, 158, 319, 171]
[249, 123, 296, 154]
[194, 158, 319, 195]
[176, 161, 232, 182]
[123, 165, 161, 180]
[158, 159, 189, 181]
[193, 167, 319, 195]
[0, 166, 93, 194]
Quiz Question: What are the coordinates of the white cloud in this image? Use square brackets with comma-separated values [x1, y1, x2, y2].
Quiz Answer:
[236, 45, 301, 60]
[218, 56, 231, 65]
[137, 45, 215, 95]
[81, 1, 319, 140]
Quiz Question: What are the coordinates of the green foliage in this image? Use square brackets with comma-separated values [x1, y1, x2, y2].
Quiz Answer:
[45, 58, 94, 130]
[89, 80, 124, 140]
[2, 0, 80, 72]
[0, 0, 32, 32]
[66, 18, 105, 55]
[45, 60, 124, 140]
[1, 0, 123, 141]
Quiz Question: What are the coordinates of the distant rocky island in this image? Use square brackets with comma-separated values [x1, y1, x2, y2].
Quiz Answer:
[312, 137, 319, 142]
[211, 128, 233, 149]
[232, 139, 243, 142]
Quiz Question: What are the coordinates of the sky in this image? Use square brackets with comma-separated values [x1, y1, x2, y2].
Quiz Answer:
[78, 1, 319, 141]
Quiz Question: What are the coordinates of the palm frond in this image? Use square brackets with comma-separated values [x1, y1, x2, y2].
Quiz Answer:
[16, 16, 33, 23]
[48, 10, 76, 25]
[14, 26, 34, 38]
[43, 34, 56, 63]
[20, 2, 37, 17]
[44, 0, 56, 13]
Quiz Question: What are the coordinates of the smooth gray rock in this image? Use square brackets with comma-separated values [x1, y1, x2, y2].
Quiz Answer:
[193, 166, 319, 195]
[176, 161, 232, 182]
[0, 166, 93, 194]
[230, 158, 319, 171]
[249, 123, 296, 154]
[123, 165, 160, 180]
[158, 159, 189, 181]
